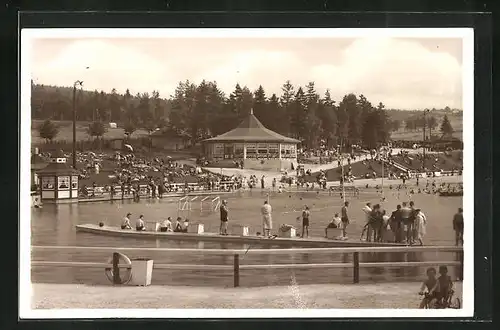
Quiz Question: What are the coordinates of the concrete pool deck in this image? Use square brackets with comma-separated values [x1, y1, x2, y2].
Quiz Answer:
[31, 281, 462, 309]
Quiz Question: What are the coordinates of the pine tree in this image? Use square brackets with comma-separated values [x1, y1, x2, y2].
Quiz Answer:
[268, 93, 286, 134]
[109, 88, 121, 122]
[440, 114, 454, 137]
[304, 82, 321, 148]
[290, 87, 307, 141]
[316, 90, 337, 147]
[38, 119, 59, 142]
[280, 80, 295, 137]
[253, 85, 268, 126]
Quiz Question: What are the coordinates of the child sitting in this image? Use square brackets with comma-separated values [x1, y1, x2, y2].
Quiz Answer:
[437, 265, 454, 306]
[419, 267, 439, 308]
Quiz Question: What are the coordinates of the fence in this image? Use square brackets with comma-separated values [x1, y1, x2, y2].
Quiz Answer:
[78, 181, 238, 201]
[31, 245, 463, 288]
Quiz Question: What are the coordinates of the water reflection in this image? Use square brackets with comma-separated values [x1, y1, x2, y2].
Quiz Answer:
[341, 253, 350, 278]
[407, 252, 421, 278]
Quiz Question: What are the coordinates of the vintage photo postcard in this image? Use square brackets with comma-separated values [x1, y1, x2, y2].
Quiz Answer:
[20, 27, 474, 318]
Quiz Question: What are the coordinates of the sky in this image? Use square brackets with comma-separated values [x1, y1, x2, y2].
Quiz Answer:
[29, 34, 464, 110]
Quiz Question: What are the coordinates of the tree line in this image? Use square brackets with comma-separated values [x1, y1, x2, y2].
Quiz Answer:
[32, 80, 455, 149]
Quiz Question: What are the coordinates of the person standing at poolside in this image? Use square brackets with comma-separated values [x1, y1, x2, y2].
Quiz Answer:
[341, 201, 350, 238]
[400, 202, 412, 244]
[261, 200, 273, 237]
[219, 200, 229, 235]
[414, 209, 427, 246]
[390, 205, 403, 243]
[360, 202, 372, 241]
[453, 208, 464, 246]
[381, 209, 391, 242]
[301, 206, 311, 238]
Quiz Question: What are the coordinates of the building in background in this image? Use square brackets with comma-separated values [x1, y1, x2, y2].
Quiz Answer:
[36, 150, 79, 203]
[202, 109, 300, 171]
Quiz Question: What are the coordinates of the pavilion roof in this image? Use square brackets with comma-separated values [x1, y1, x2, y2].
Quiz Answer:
[203, 109, 300, 143]
[36, 162, 78, 175]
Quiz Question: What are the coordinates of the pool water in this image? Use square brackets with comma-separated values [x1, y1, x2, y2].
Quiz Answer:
[30, 190, 463, 287]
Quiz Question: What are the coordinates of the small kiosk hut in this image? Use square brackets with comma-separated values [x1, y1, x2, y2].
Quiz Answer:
[202, 109, 300, 171]
[36, 150, 79, 203]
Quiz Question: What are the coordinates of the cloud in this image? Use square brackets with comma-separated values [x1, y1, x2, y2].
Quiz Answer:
[306, 38, 462, 109]
[195, 50, 305, 95]
[31, 37, 463, 109]
[33, 40, 174, 96]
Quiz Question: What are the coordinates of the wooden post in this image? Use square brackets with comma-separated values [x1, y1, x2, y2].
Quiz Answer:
[112, 252, 121, 285]
[233, 254, 240, 287]
[353, 252, 360, 284]
[459, 251, 464, 281]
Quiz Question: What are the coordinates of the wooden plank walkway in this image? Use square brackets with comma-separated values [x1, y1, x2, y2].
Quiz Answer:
[76, 224, 402, 247]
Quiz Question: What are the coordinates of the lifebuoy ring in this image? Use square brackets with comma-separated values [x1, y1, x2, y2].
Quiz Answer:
[105, 252, 132, 285]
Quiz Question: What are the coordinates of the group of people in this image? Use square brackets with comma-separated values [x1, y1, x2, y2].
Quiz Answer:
[359, 201, 428, 245]
[120, 212, 189, 233]
[322, 201, 351, 238]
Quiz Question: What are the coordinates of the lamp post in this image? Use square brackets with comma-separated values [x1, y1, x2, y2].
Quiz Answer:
[422, 109, 430, 173]
[381, 145, 385, 200]
[72, 80, 83, 169]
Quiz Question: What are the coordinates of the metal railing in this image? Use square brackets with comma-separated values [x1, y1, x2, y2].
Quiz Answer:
[31, 245, 463, 287]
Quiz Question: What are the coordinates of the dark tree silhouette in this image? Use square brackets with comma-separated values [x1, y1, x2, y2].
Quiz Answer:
[38, 119, 59, 142]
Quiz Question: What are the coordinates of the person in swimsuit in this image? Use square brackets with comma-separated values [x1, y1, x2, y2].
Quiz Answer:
[135, 215, 146, 231]
[159, 217, 172, 232]
[173, 217, 186, 233]
[341, 201, 350, 238]
[419, 267, 439, 308]
[453, 208, 464, 246]
[301, 206, 310, 238]
[436, 265, 454, 306]
[400, 202, 413, 244]
[121, 213, 132, 230]
[219, 200, 229, 235]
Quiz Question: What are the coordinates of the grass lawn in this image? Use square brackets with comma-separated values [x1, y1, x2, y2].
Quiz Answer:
[31, 120, 150, 144]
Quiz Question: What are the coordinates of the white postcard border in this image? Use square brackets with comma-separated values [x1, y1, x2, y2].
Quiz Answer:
[20, 27, 474, 319]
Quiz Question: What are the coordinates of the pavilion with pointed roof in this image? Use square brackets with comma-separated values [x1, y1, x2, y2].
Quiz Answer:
[202, 109, 300, 171]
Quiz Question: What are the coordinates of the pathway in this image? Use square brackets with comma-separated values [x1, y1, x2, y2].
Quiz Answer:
[31, 281, 462, 309]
